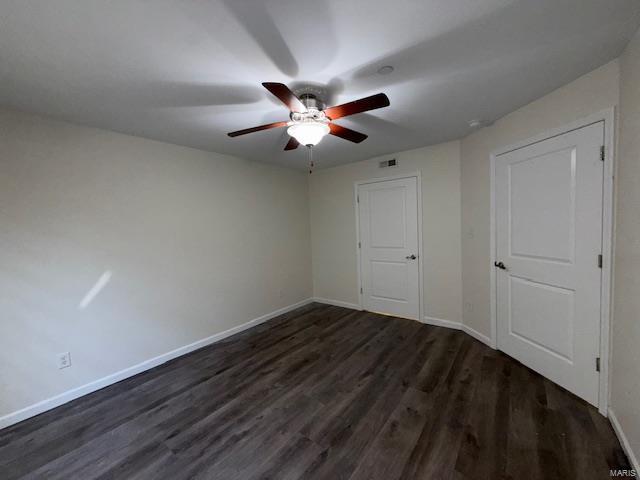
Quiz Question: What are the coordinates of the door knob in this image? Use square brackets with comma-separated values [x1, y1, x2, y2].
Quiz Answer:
[494, 261, 507, 270]
[406, 254, 417, 260]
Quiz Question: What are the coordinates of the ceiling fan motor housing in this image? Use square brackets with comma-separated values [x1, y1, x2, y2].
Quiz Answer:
[290, 93, 329, 125]
[299, 93, 325, 110]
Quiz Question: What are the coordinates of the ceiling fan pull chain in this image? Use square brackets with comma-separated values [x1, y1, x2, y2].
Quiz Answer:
[308, 145, 314, 174]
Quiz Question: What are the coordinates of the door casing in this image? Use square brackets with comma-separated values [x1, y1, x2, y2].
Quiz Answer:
[355, 172, 424, 321]
[490, 108, 616, 416]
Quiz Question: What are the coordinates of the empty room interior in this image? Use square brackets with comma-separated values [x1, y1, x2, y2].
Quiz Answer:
[2, 1, 640, 478]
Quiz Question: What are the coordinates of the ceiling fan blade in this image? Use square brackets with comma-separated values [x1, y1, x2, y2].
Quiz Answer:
[324, 93, 390, 120]
[284, 137, 300, 150]
[262, 82, 307, 112]
[227, 121, 288, 137]
[329, 123, 368, 143]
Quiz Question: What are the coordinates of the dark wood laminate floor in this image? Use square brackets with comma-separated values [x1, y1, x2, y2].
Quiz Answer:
[0, 303, 631, 479]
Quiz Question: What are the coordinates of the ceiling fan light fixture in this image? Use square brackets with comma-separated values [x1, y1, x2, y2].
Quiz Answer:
[287, 121, 330, 146]
[227, 83, 390, 151]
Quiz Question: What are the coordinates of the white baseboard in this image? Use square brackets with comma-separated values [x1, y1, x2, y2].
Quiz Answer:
[422, 316, 462, 330]
[422, 316, 494, 348]
[0, 298, 314, 431]
[312, 297, 362, 310]
[461, 324, 494, 348]
[609, 408, 640, 473]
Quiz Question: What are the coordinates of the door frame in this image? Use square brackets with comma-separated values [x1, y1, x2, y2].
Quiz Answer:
[490, 107, 616, 415]
[354, 172, 424, 320]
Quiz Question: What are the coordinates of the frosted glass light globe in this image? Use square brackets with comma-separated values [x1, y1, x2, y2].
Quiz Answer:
[287, 122, 330, 146]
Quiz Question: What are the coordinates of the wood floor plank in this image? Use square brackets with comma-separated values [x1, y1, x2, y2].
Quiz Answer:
[348, 387, 432, 480]
[455, 352, 512, 479]
[402, 335, 482, 479]
[0, 303, 632, 479]
[503, 357, 544, 479]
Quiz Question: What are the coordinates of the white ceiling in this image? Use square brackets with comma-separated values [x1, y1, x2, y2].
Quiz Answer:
[1, 0, 639, 169]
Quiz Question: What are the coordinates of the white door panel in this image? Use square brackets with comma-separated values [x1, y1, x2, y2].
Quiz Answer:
[508, 146, 576, 262]
[496, 122, 603, 406]
[358, 177, 419, 320]
[370, 261, 409, 301]
[508, 276, 574, 361]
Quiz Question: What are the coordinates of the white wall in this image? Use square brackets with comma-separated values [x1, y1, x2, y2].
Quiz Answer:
[460, 60, 620, 337]
[611, 28, 640, 469]
[0, 108, 312, 421]
[309, 141, 462, 324]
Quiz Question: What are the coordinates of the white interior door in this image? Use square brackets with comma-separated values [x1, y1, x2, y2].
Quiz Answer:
[495, 122, 604, 406]
[358, 177, 420, 320]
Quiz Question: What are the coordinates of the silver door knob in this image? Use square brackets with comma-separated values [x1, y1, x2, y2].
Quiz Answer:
[406, 254, 417, 260]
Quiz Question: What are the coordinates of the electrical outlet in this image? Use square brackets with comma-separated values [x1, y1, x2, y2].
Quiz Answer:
[57, 352, 71, 369]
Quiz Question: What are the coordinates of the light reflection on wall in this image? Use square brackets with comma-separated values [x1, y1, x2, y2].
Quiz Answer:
[78, 271, 112, 310]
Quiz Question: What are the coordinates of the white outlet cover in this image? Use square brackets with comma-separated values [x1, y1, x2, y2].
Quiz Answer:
[57, 352, 71, 369]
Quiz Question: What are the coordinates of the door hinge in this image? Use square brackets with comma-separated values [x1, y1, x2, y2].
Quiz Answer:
[357, 195, 360, 203]
[360, 287, 363, 294]
[358, 242, 361, 249]
[596, 357, 601, 372]
[598, 254, 603, 268]
[600, 145, 605, 161]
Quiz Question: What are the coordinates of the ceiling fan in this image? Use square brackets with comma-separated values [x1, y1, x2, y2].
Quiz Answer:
[227, 83, 390, 150]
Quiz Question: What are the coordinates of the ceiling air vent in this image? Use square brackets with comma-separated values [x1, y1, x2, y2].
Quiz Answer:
[379, 159, 397, 168]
